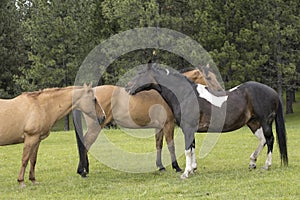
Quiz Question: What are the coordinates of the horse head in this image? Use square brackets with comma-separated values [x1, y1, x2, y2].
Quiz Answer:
[126, 64, 162, 95]
[73, 83, 106, 124]
[199, 64, 224, 91]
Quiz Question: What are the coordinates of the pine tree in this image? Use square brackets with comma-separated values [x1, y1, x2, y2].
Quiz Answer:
[15, 0, 97, 91]
[0, 0, 26, 97]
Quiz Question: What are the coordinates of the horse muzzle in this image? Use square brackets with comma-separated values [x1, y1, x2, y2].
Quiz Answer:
[97, 115, 106, 125]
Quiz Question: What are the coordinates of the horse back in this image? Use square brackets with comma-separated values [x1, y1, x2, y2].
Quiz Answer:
[206, 81, 278, 132]
[241, 81, 279, 113]
[93, 85, 174, 128]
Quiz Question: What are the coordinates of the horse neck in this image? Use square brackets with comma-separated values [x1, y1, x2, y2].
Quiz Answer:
[156, 72, 197, 100]
[38, 87, 75, 123]
[154, 72, 198, 122]
[207, 73, 224, 91]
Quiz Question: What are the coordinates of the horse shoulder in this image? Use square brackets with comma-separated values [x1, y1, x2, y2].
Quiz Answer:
[20, 96, 47, 136]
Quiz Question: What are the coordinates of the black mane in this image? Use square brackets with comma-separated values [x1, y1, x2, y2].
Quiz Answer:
[179, 67, 197, 73]
[152, 65, 196, 86]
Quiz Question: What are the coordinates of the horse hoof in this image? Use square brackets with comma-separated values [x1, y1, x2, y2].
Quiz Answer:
[81, 173, 88, 178]
[79, 171, 88, 178]
[175, 167, 182, 173]
[249, 164, 256, 170]
[261, 166, 270, 170]
[19, 182, 26, 189]
[159, 167, 166, 172]
[172, 161, 182, 173]
[180, 173, 188, 179]
[31, 180, 39, 185]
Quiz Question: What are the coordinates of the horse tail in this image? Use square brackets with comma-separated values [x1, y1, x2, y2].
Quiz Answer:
[275, 99, 288, 166]
[72, 110, 89, 176]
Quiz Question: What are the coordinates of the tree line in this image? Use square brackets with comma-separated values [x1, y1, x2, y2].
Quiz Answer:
[1, 0, 299, 114]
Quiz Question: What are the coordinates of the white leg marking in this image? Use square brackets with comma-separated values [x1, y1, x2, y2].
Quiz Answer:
[249, 127, 266, 169]
[262, 152, 272, 170]
[181, 149, 192, 179]
[191, 148, 197, 171]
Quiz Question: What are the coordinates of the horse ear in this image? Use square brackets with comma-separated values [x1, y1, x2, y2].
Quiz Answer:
[83, 83, 87, 87]
[198, 66, 204, 73]
[88, 82, 93, 88]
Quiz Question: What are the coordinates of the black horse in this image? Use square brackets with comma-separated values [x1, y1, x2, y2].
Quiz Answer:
[126, 64, 288, 179]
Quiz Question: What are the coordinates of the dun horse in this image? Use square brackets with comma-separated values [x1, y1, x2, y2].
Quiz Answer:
[0, 84, 105, 188]
[74, 68, 223, 177]
[126, 65, 288, 179]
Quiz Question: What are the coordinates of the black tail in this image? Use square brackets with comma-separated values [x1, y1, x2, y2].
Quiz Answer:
[72, 110, 89, 177]
[275, 100, 288, 166]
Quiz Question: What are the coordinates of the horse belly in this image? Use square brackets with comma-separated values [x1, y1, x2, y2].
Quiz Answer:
[115, 107, 163, 129]
[222, 108, 251, 132]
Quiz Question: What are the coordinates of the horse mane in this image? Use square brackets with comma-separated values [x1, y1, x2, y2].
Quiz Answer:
[153, 65, 196, 86]
[22, 86, 75, 98]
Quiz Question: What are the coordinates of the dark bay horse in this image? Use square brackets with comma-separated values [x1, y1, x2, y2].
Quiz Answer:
[74, 69, 223, 177]
[0, 84, 105, 188]
[126, 65, 288, 179]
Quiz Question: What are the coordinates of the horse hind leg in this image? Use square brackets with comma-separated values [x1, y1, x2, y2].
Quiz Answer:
[163, 124, 182, 172]
[262, 124, 274, 170]
[155, 128, 165, 171]
[248, 124, 266, 170]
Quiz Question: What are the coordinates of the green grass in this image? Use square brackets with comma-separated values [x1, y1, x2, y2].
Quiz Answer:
[0, 97, 299, 199]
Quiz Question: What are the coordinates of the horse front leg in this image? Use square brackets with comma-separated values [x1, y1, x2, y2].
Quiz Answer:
[18, 135, 39, 188]
[74, 111, 102, 177]
[163, 123, 182, 172]
[181, 130, 196, 179]
[81, 117, 102, 176]
[18, 149, 30, 188]
[29, 140, 41, 184]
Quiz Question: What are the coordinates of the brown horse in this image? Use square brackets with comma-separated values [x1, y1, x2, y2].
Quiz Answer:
[74, 68, 223, 177]
[0, 84, 105, 188]
[181, 65, 224, 91]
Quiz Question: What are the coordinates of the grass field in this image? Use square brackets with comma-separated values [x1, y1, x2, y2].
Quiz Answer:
[0, 97, 299, 199]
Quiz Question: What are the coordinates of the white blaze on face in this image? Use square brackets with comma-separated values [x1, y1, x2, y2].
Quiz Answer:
[196, 84, 228, 107]
[165, 69, 170, 75]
